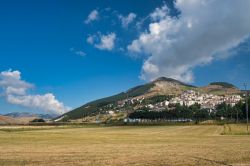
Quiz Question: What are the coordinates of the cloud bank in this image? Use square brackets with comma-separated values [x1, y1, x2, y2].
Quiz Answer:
[128, 0, 250, 83]
[0, 70, 70, 114]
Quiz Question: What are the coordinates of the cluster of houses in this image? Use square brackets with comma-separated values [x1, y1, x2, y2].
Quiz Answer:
[103, 90, 242, 115]
[146, 90, 242, 111]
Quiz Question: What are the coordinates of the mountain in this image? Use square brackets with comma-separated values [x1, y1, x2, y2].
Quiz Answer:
[57, 77, 241, 121]
[198, 82, 240, 95]
[4, 112, 58, 119]
[209, 82, 236, 88]
[2, 112, 58, 124]
[1, 112, 58, 124]
[57, 82, 155, 120]
[0, 115, 21, 125]
[153, 77, 196, 87]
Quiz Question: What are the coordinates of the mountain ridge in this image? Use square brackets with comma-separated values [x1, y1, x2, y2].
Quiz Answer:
[153, 77, 196, 88]
[57, 77, 240, 121]
[4, 112, 58, 119]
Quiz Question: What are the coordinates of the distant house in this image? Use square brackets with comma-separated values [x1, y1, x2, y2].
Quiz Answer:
[108, 111, 114, 115]
[164, 101, 169, 106]
[147, 104, 154, 109]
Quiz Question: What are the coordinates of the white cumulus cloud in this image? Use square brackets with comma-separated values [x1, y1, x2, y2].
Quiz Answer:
[85, 9, 99, 24]
[70, 48, 86, 57]
[75, 51, 86, 57]
[95, 33, 116, 50]
[87, 33, 116, 51]
[0, 70, 33, 95]
[0, 69, 70, 114]
[119, 13, 137, 28]
[150, 4, 168, 21]
[86, 35, 95, 44]
[128, 0, 250, 83]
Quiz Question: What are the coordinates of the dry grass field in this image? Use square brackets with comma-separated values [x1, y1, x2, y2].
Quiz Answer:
[222, 124, 250, 135]
[0, 125, 250, 166]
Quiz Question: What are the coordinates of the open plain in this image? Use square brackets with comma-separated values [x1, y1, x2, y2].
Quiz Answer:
[0, 125, 250, 166]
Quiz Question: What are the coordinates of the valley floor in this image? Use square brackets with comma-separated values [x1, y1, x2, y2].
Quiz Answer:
[0, 125, 250, 166]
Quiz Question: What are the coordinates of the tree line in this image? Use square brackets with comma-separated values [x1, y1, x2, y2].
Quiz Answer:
[128, 98, 250, 122]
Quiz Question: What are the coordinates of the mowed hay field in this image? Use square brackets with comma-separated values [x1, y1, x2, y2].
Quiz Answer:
[0, 125, 250, 166]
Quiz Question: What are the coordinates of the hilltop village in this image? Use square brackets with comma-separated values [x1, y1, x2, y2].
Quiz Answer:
[101, 90, 242, 115]
[60, 78, 245, 122]
[168, 90, 241, 110]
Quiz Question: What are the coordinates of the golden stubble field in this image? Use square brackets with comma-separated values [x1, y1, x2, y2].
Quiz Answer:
[0, 125, 250, 166]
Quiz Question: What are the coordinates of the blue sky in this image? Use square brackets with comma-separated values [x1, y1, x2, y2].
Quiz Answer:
[0, 0, 249, 114]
